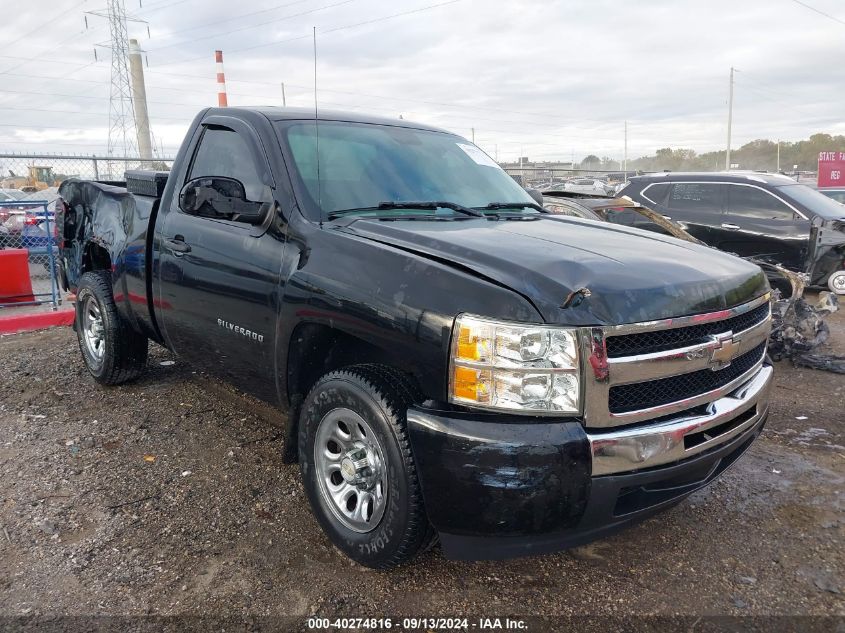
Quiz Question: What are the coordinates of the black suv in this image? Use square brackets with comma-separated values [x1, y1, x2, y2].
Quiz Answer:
[619, 172, 845, 294]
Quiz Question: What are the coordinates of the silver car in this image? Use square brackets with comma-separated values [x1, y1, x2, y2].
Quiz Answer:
[563, 178, 614, 196]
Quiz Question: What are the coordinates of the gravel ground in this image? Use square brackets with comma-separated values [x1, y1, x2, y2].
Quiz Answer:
[0, 300, 843, 629]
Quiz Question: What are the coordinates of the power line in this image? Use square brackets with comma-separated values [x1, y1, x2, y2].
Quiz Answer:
[322, 0, 460, 35]
[0, 87, 206, 108]
[732, 69, 830, 118]
[0, 105, 189, 121]
[147, 0, 355, 53]
[2, 0, 88, 50]
[154, 0, 463, 66]
[0, 54, 96, 67]
[0, 20, 103, 75]
[136, 0, 190, 14]
[0, 0, 180, 78]
[0, 139, 180, 149]
[159, 0, 310, 38]
[789, 0, 845, 26]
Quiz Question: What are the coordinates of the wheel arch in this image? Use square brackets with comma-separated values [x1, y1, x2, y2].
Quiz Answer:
[281, 321, 422, 463]
[82, 241, 112, 274]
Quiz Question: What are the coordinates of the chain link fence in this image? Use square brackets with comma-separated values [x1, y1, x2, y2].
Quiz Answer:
[0, 153, 174, 192]
[501, 166, 637, 190]
[0, 201, 60, 309]
[0, 153, 174, 311]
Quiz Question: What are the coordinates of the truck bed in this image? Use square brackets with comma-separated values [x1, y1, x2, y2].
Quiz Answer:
[57, 178, 163, 342]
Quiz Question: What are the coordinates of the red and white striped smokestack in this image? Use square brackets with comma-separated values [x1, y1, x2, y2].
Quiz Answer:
[215, 50, 228, 107]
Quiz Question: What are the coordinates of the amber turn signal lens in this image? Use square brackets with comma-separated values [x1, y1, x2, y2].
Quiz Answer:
[458, 326, 481, 360]
[453, 365, 490, 403]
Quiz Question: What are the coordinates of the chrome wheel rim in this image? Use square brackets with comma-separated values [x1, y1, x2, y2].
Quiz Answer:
[314, 408, 387, 533]
[831, 273, 845, 292]
[81, 294, 105, 363]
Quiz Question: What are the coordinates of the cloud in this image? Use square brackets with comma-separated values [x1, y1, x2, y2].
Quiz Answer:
[1, 0, 843, 161]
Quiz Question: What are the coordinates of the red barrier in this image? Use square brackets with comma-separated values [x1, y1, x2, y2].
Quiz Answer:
[0, 308, 75, 334]
[0, 249, 35, 304]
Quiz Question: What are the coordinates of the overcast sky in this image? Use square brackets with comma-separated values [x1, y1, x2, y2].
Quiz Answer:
[1, 0, 843, 162]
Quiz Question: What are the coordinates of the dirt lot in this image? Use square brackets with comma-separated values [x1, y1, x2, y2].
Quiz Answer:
[0, 299, 843, 629]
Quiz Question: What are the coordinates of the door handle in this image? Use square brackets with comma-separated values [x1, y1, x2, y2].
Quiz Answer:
[721, 223, 741, 230]
[164, 235, 191, 254]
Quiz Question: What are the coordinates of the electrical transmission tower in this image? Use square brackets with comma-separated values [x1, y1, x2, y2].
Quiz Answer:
[87, 0, 147, 160]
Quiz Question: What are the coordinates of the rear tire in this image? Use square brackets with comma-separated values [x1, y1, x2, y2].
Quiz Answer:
[76, 270, 148, 385]
[299, 364, 435, 569]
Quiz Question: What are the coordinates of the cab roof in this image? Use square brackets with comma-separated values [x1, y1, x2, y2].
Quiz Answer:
[206, 106, 453, 135]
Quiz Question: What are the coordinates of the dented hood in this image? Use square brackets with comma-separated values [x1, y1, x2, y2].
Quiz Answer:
[339, 215, 769, 326]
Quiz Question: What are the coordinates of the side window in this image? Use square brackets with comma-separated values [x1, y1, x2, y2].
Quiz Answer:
[667, 183, 723, 213]
[603, 209, 636, 226]
[642, 183, 670, 206]
[188, 127, 264, 201]
[726, 185, 796, 220]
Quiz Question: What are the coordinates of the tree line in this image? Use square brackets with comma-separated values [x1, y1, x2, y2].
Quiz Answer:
[580, 133, 845, 172]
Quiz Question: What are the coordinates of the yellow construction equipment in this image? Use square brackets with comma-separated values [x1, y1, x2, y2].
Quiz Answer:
[1, 165, 58, 192]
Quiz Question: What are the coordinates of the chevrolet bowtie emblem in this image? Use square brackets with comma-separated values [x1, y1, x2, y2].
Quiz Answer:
[709, 332, 738, 370]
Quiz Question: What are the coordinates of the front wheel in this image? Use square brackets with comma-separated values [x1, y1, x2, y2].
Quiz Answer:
[76, 270, 148, 385]
[299, 365, 435, 569]
[828, 270, 845, 295]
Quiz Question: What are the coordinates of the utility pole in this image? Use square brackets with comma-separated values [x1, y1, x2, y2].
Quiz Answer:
[281, 82, 286, 107]
[623, 120, 628, 178]
[725, 66, 734, 171]
[87, 0, 144, 160]
[128, 38, 152, 159]
[776, 139, 780, 171]
[471, 127, 475, 144]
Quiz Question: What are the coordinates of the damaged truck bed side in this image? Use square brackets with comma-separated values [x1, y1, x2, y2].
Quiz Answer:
[57, 106, 775, 569]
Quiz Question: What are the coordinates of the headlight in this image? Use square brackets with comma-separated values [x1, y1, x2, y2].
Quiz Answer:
[448, 315, 580, 414]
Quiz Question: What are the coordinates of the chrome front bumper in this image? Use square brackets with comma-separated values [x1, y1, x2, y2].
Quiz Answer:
[589, 363, 773, 475]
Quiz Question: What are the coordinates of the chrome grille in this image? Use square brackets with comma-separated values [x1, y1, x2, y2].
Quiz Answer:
[608, 342, 766, 414]
[605, 302, 770, 358]
[582, 293, 772, 429]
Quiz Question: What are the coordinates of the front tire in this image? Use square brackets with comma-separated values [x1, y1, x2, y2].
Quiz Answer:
[299, 365, 434, 569]
[828, 270, 845, 295]
[76, 270, 148, 385]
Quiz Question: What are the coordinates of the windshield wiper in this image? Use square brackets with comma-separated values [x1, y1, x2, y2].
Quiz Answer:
[378, 200, 485, 217]
[327, 201, 484, 220]
[481, 201, 547, 213]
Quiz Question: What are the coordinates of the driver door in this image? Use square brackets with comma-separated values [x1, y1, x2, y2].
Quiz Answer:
[721, 183, 810, 271]
[155, 117, 283, 399]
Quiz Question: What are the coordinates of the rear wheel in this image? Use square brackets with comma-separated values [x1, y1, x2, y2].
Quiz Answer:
[76, 271, 148, 385]
[299, 365, 435, 569]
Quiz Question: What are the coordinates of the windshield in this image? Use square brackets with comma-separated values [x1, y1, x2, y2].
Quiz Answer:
[278, 120, 534, 219]
[777, 184, 845, 219]
[821, 190, 845, 204]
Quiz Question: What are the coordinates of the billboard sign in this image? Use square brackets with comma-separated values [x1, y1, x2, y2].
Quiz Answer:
[818, 151, 845, 188]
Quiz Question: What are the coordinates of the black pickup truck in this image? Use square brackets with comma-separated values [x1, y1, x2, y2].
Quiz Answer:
[56, 107, 774, 569]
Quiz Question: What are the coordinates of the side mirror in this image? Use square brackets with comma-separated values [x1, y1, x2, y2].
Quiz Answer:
[178, 177, 265, 224]
[525, 188, 544, 206]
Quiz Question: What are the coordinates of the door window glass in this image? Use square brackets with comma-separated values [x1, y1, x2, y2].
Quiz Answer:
[188, 127, 264, 201]
[726, 185, 795, 220]
[667, 183, 722, 212]
[642, 183, 670, 206]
